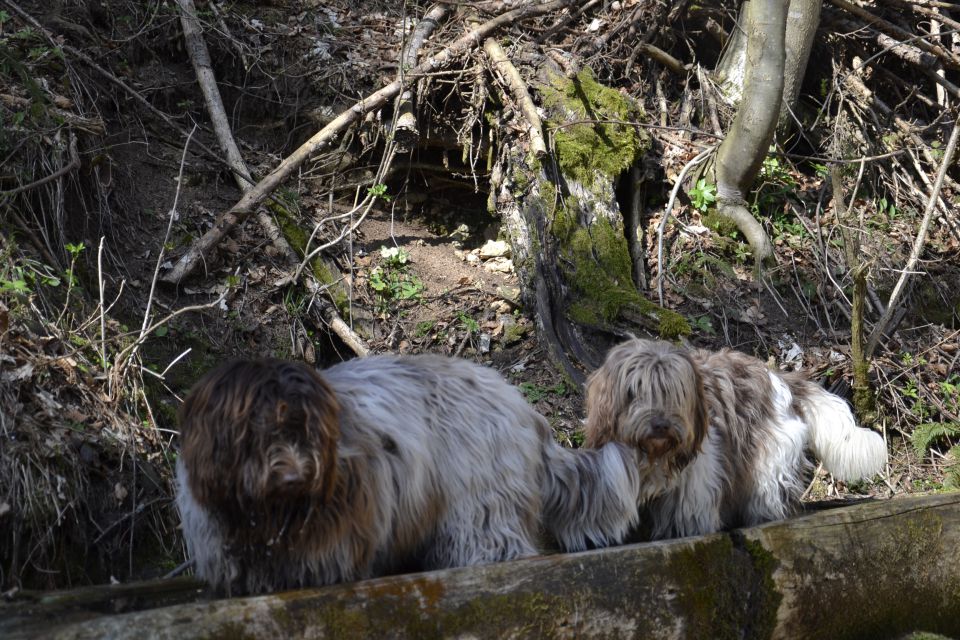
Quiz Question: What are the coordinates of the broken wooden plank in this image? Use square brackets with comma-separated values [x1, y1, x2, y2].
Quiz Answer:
[2, 493, 958, 639]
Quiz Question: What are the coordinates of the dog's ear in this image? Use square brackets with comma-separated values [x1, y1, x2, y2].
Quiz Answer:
[686, 352, 710, 454]
[179, 360, 253, 511]
[301, 375, 340, 504]
[584, 367, 620, 447]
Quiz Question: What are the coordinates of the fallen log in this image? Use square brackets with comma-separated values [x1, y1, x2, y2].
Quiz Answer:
[2, 493, 959, 639]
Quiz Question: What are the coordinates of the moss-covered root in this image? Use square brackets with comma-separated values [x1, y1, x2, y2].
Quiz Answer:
[546, 192, 689, 339]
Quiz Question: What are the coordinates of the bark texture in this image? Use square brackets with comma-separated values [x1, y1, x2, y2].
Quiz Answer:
[492, 66, 686, 378]
[715, 0, 822, 117]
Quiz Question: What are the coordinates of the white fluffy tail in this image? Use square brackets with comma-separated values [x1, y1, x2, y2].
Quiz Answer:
[793, 381, 887, 482]
[540, 442, 641, 552]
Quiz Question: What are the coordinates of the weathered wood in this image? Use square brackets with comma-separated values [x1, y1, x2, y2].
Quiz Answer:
[2, 494, 958, 639]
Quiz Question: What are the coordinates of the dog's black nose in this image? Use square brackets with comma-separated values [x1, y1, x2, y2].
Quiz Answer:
[650, 417, 671, 435]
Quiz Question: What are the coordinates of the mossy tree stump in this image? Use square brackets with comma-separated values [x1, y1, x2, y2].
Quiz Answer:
[493, 67, 688, 379]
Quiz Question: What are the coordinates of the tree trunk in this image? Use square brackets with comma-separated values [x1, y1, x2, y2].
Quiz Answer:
[711, 0, 791, 264]
[715, 0, 822, 120]
[4, 493, 959, 639]
[492, 65, 689, 378]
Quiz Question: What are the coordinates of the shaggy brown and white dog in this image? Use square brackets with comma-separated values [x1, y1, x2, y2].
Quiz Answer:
[176, 355, 642, 594]
[584, 339, 888, 539]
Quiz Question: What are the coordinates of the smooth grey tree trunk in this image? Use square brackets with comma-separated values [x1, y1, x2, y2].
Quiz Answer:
[715, 0, 822, 119]
[711, 0, 792, 263]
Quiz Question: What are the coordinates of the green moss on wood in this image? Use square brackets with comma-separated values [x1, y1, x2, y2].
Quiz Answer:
[701, 211, 740, 237]
[852, 358, 876, 418]
[543, 68, 646, 187]
[663, 536, 780, 640]
[531, 69, 687, 337]
[756, 508, 960, 639]
[566, 217, 635, 323]
[655, 306, 692, 339]
[273, 204, 349, 314]
[547, 194, 689, 337]
[265, 578, 574, 639]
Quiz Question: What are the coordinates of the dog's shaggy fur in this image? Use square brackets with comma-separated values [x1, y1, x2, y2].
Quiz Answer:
[176, 355, 641, 594]
[584, 339, 888, 539]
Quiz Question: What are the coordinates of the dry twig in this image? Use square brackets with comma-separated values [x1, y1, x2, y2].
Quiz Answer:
[482, 35, 548, 158]
[175, 0, 368, 357]
[828, 0, 960, 70]
[0, 132, 79, 198]
[394, 5, 449, 150]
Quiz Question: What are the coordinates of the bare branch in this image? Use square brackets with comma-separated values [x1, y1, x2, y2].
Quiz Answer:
[0, 132, 79, 197]
[394, 5, 449, 150]
[482, 37, 548, 158]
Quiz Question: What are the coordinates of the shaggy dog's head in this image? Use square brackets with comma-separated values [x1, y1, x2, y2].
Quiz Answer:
[584, 339, 708, 473]
[178, 359, 340, 525]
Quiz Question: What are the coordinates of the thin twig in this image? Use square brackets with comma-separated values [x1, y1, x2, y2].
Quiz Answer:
[0, 132, 79, 197]
[0, 0, 231, 170]
[108, 126, 197, 397]
[163, 559, 195, 580]
[97, 236, 107, 372]
[828, 0, 960, 69]
[657, 147, 715, 306]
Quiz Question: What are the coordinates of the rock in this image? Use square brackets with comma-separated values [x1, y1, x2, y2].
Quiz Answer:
[447, 223, 471, 242]
[483, 258, 514, 273]
[466, 253, 481, 264]
[489, 300, 512, 314]
[477, 239, 511, 259]
[497, 285, 521, 303]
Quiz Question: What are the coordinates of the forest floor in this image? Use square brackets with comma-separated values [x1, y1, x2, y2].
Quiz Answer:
[1, 0, 958, 592]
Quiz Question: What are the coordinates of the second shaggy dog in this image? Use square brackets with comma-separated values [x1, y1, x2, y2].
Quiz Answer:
[584, 339, 888, 539]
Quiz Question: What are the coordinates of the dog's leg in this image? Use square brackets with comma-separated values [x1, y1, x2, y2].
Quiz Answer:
[734, 374, 812, 525]
[422, 503, 541, 570]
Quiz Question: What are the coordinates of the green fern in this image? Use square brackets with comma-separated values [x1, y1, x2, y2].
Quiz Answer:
[910, 422, 960, 458]
[910, 422, 960, 459]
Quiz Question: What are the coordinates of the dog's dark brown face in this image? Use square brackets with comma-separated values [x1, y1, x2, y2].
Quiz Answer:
[178, 359, 340, 520]
[585, 340, 708, 472]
